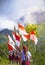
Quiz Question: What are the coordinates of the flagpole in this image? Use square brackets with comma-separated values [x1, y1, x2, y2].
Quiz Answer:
[14, 26, 17, 47]
[14, 26, 16, 32]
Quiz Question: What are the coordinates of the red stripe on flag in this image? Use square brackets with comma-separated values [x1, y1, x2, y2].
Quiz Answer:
[12, 32, 21, 41]
[18, 23, 25, 31]
[31, 30, 35, 34]
[24, 34, 30, 39]
[8, 43, 14, 51]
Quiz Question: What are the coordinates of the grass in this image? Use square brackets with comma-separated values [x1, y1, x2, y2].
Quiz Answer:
[0, 59, 17, 65]
[0, 58, 33, 65]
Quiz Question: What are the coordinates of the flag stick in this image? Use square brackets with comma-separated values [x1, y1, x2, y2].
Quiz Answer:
[13, 26, 17, 47]
[14, 26, 16, 32]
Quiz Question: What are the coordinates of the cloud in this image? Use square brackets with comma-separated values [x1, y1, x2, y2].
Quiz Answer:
[0, 0, 45, 24]
[0, 0, 45, 18]
[0, 16, 18, 31]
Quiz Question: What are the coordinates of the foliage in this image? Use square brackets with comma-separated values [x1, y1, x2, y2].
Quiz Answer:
[25, 24, 39, 37]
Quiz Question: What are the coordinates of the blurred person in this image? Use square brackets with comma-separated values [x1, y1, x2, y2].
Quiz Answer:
[21, 46, 32, 65]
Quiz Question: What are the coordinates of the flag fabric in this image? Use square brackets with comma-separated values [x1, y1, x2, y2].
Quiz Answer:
[7, 34, 15, 51]
[8, 43, 15, 51]
[22, 34, 30, 42]
[30, 30, 35, 34]
[18, 23, 28, 35]
[12, 32, 21, 47]
[18, 23, 30, 42]
[30, 31, 38, 45]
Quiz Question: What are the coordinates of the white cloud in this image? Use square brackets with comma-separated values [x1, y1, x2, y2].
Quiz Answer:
[0, 0, 45, 24]
[0, 0, 45, 19]
[0, 16, 18, 31]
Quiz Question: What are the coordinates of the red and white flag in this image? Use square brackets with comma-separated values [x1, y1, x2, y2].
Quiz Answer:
[22, 34, 30, 42]
[18, 23, 28, 35]
[30, 31, 38, 45]
[12, 32, 21, 47]
[7, 34, 15, 51]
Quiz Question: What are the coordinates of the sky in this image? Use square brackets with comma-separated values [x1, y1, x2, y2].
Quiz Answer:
[0, 16, 18, 31]
[0, 0, 45, 30]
